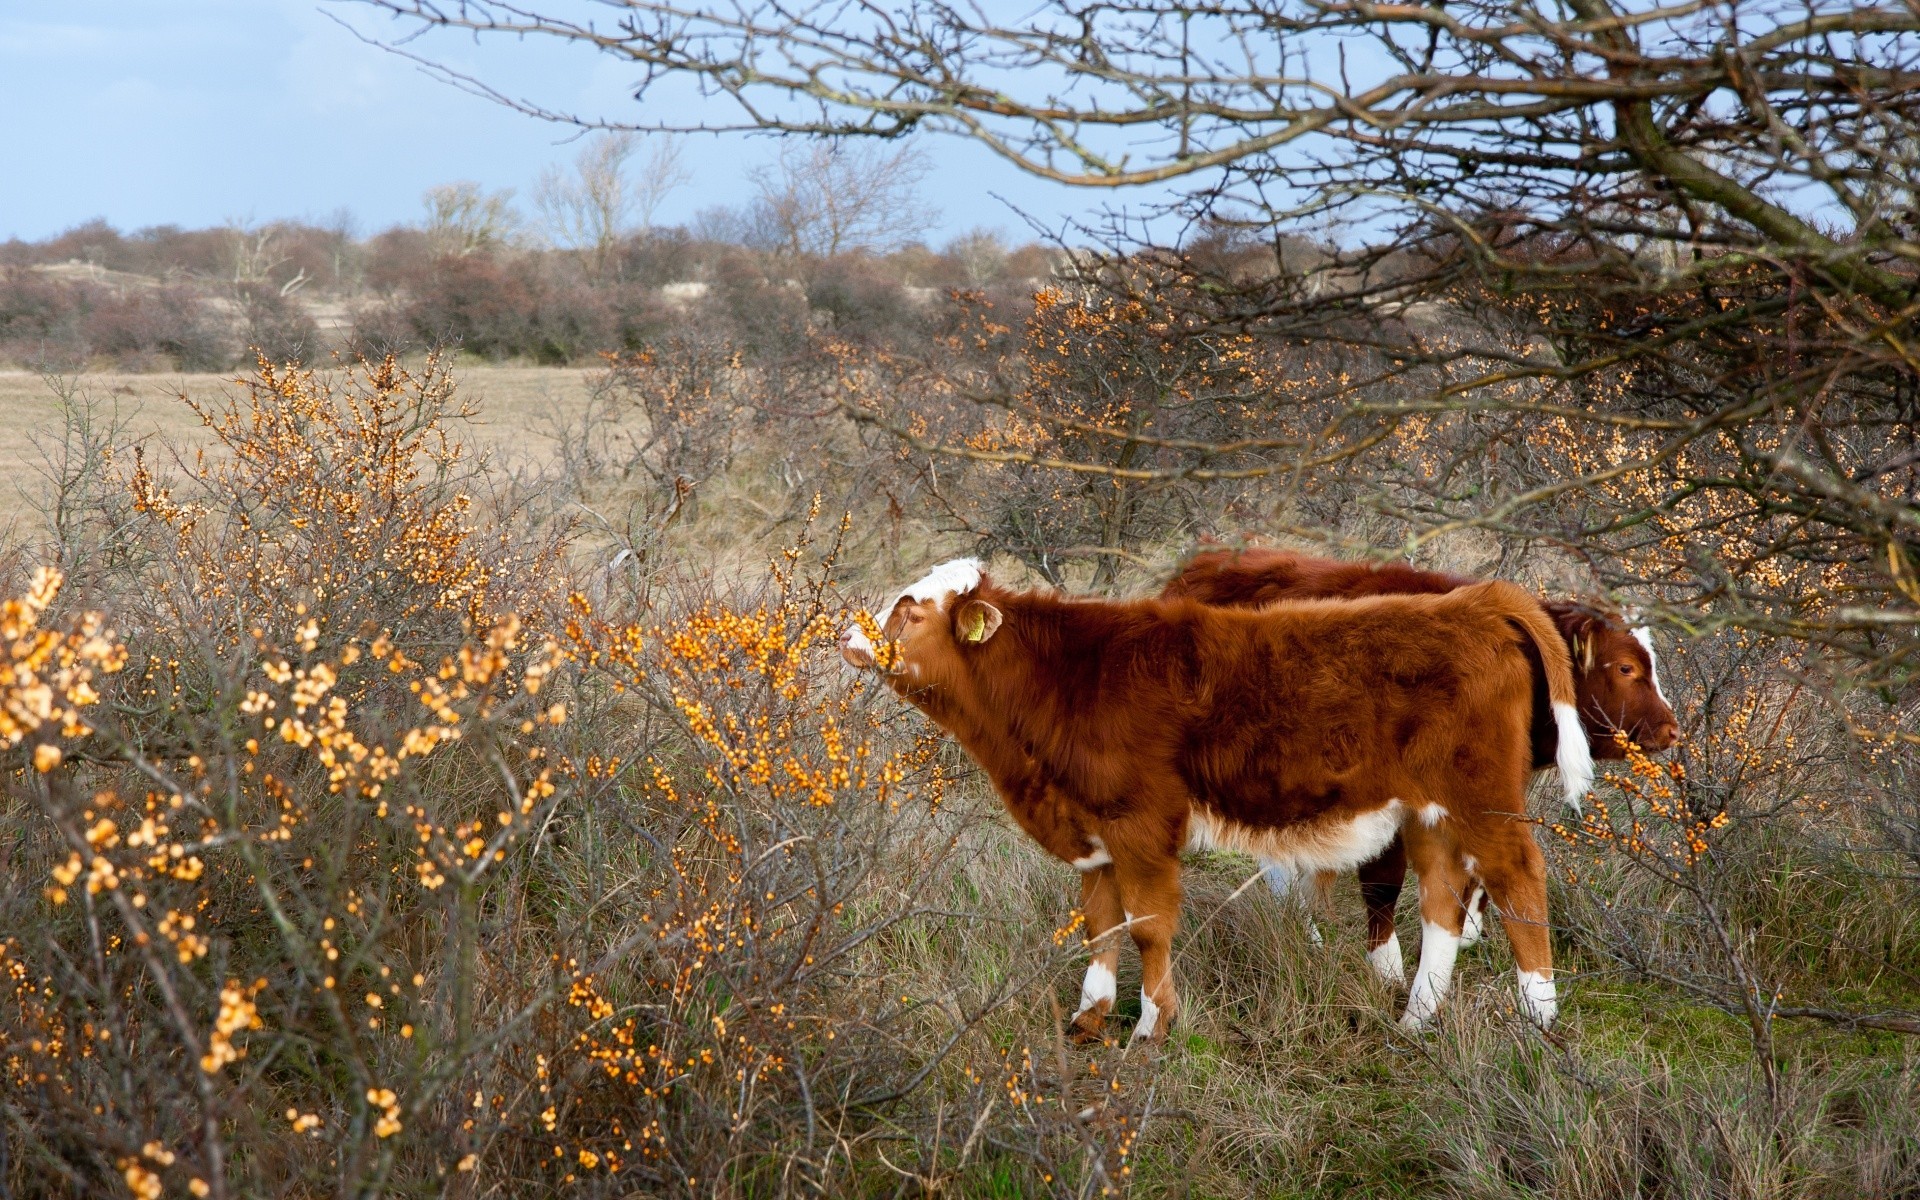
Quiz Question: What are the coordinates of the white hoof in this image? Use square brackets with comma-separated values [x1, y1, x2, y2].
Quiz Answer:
[1518, 969, 1558, 1028]
[1366, 933, 1405, 987]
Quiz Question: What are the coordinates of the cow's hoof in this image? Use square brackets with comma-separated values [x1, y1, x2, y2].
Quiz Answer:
[1067, 1016, 1107, 1046]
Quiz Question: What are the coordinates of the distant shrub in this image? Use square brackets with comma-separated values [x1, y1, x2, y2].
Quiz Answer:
[82, 284, 231, 371]
[0, 268, 88, 369]
[804, 255, 923, 344]
[342, 296, 423, 360]
[233, 282, 322, 366]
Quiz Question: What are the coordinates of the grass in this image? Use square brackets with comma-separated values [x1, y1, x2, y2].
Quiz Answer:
[0, 363, 599, 520]
[2, 360, 1914, 1198]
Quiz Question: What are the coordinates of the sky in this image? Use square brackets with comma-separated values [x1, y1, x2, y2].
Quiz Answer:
[0, 0, 1159, 248]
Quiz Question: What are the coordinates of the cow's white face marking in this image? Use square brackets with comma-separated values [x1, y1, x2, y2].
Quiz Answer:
[1075, 961, 1117, 1016]
[840, 558, 985, 671]
[841, 621, 877, 661]
[1367, 932, 1405, 986]
[1517, 969, 1558, 1027]
[893, 558, 983, 614]
[1552, 701, 1594, 811]
[1135, 989, 1162, 1040]
[1418, 803, 1446, 828]
[1629, 625, 1671, 705]
[1071, 836, 1112, 872]
[1399, 919, 1462, 1030]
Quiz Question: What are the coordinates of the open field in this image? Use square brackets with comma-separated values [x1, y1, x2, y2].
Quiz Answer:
[0, 366, 601, 521]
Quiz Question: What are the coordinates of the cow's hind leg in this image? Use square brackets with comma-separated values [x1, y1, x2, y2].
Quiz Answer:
[1399, 822, 1472, 1030]
[1357, 837, 1407, 986]
[1069, 864, 1126, 1044]
[1459, 884, 1489, 947]
[1112, 850, 1183, 1043]
[1259, 859, 1324, 945]
[1473, 821, 1558, 1027]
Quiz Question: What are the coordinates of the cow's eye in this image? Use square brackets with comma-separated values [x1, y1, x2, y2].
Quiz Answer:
[906, 611, 924, 624]
[1618, 664, 1634, 676]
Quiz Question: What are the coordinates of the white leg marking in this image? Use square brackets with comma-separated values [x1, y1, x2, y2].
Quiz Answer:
[1262, 860, 1326, 944]
[1399, 919, 1462, 1030]
[1552, 700, 1595, 811]
[1075, 961, 1117, 1017]
[1261, 860, 1296, 900]
[1071, 835, 1112, 872]
[1630, 625, 1670, 705]
[1459, 886, 1486, 947]
[1367, 932, 1405, 986]
[1417, 802, 1446, 828]
[1517, 969, 1558, 1027]
[1134, 989, 1162, 1041]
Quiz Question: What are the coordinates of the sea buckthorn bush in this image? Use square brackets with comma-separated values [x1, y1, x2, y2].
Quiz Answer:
[0, 357, 1159, 1198]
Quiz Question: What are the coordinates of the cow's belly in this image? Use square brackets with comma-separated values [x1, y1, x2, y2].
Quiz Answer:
[1185, 798, 1404, 874]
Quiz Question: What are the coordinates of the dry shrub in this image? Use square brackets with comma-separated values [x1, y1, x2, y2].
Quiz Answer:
[0, 271, 231, 372]
[0, 358, 1147, 1199]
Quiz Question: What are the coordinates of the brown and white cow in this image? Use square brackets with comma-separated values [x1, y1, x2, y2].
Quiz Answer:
[1164, 545, 1678, 975]
[841, 559, 1592, 1039]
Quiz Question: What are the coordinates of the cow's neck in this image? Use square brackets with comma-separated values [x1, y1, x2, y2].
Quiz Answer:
[908, 679, 1041, 793]
[964, 590, 1145, 775]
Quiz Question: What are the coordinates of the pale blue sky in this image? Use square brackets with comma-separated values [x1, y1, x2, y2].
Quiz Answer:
[0, 1, 1149, 246]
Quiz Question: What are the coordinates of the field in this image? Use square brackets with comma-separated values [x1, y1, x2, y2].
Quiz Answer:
[0, 314, 1915, 1200]
[0, 367, 600, 521]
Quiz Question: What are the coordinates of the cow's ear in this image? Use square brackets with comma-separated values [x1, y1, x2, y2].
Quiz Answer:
[954, 598, 1003, 644]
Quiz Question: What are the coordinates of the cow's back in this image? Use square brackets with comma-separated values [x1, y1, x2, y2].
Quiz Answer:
[1171, 593, 1533, 828]
[1168, 547, 1562, 767]
[1166, 547, 1473, 609]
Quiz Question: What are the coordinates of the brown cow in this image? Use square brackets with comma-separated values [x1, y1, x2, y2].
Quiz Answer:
[1165, 545, 1678, 978]
[841, 559, 1592, 1039]
[1164, 547, 1679, 761]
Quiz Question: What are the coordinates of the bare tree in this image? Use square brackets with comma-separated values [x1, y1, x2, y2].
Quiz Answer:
[224, 218, 287, 285]
[422, 180, 520, 257]
[339, 0, 1917, 677]
[945, 228, 1009, 286]
[743, 141, 935, 257]
[535, 131, 688, 276]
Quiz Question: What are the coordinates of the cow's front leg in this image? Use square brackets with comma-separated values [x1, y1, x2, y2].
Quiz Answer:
[1068, 862, 1125, 1044]
[1111, 847, 1184, 1044]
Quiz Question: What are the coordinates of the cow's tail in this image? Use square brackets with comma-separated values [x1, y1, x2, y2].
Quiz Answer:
[1469, 581, 1594, 812]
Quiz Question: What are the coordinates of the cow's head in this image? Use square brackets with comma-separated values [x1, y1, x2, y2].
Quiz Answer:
[839, 559, 1002, 690]
[1561, 608, 1680, 756]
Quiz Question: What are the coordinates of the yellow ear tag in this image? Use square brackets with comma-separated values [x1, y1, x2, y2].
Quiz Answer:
[960, 607, 987, 643]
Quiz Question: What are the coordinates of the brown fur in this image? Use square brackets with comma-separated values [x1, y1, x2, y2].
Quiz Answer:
[843, 567, 1579, 1038]
[1163, 546, 1678, 759]
[1164, 545, 1678, 954]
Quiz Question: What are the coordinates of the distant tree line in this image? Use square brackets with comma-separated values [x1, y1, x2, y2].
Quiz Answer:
[0, 134, 1058, 372]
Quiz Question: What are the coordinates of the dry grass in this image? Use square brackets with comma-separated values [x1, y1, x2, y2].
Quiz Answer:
[0, 365, 599, 522]
[0, 355, 1914, 1199]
